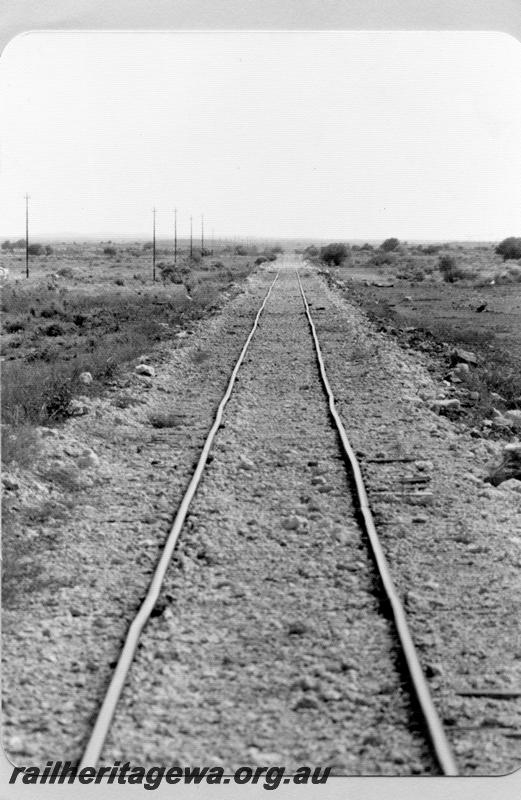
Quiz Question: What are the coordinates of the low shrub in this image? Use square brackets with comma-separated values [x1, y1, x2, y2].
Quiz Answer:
[41, 322, 65, 337]
[40, 306, 60, 318]
[57, 266, 73, 278]
[27, 243, 44, 256]
[104, 246, 117, 256]
[320, 243, 349, 266]
[370, 251, 396, 267]
[4, 318, 26, 333]
[439, 255, 467, 282]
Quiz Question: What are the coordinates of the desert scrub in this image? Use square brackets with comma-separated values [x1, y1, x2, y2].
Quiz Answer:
[438, 255, 476, 282]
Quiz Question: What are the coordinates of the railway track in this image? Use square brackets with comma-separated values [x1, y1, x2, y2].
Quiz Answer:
[80, 259, 458, 775]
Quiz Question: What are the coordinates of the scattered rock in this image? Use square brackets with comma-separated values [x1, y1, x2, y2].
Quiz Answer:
[293, 695, 320, 711]
[2, 474, 20, 490]
[67, 398, 89, 416]
[282, 515, 300, 530]
[79, 371, 93, 384]
[504, 410, 521, 429]
[499, 478, 521, 494]
[239, 455, 254, 470]
[77, 449, 100, 469]
[453, 362, 470, 377]
[429, 398, 461, 414]
[135, 364, 155, 377]
[451, 348, 478, 366]
[487, 443, 521, 486]
[288, 621, 308, 635]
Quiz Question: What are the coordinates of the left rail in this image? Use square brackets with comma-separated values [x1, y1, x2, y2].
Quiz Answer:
[80, 272, 279, 768]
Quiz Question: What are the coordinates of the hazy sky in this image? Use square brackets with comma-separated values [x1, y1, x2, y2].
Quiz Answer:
[1, 30, 520, 241]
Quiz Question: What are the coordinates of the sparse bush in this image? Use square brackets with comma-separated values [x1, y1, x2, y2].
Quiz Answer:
[159, 262, 188, 283]
[211, 261, 225, 269]
[421, 244, 443, 255]
[495, 236, 521, 261]
[104, 246, 117, 256]
[73, 313, 89, 327]
[303, 245, 319, 259]
[4, 318, 26, 333]
[44, 245, 53, 255]
[42, 322, 65, 337]
[40, 306, 60, 318]
[190, 250, 202, 264]
[439, 254, 467, 283]
[255, 256, 269, 265]
[12, 239, 26, 249]
[360, 243, 374, 251]
[114, 278, 125, 286]
[370, 251, 397, 267]
[27, 243, 44, 256]
[320, 243, 349, 266]
[381, 237, 400, 252]
[2, 240, 13, 251]
[396, 260, 426, 282]
[234, 245, 248, 256]
[57, 266, 73, 278]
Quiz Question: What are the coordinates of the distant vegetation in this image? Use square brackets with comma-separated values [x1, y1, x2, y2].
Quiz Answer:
[496, 237, 521, 261]
[380, 237, 400, 252]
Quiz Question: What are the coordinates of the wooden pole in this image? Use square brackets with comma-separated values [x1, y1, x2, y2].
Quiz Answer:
[25, 194, 29, 278]
[174, 208, 177, 264]
[152, 207, 156, 281]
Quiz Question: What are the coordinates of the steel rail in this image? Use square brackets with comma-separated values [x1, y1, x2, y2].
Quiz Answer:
[80, 272, 279, 768]
[295, 268, 459, 777]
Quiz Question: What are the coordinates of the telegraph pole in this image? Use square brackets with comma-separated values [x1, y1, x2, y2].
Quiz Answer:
[201, 214, 204, 253]
[190, 215, 193, 259]
[25, 194, 30, 278]
[174, 208, 177, 264]
[152, 207, 156, 282]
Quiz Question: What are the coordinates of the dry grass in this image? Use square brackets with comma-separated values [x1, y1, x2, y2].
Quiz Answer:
[1, 245, 254, 433]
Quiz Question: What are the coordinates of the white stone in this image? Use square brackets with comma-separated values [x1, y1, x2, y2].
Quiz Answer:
[499, 478, 521, 494]
[135, 364, 155, 377]
[67, 398, 89, 416]
[79, 371, 93, 384]
[77, 450, 99, 469]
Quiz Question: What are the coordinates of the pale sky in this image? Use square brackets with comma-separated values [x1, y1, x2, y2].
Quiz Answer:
[0, 30, 520, 241]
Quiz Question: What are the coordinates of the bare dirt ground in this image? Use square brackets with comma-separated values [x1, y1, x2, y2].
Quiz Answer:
[2, 249, 521, 776]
